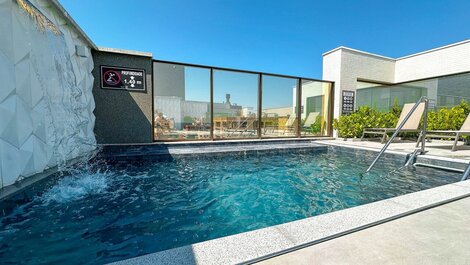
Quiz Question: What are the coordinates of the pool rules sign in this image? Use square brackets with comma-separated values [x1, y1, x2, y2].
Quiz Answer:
[342, 90, 355, 115]
[101, 66, 146, 91]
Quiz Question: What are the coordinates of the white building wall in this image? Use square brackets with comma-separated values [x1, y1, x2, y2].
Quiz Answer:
[322, 48, 396, 119]
[322, 40, 470, 128]
[300, 81, 324, 119]
[0, 0, 96, 187]
[395, 40, 470, 82]
[263, 107, 292, 117]
[322, 50, 342, 120]
[154, 96, 182, 129]
[181, 100, 209, 121]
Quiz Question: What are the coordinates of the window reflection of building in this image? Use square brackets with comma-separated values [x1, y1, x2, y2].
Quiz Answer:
[356, 72, 470, 112]
[153, 62, 333, 140]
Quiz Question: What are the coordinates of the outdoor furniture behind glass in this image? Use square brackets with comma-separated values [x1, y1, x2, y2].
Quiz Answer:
[214, 116, 258, 138]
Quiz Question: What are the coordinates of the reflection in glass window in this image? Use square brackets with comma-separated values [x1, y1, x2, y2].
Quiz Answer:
[153, 62, 211, 140]
[356, 73, 470, 112]
[261, 76, 299, 137]
[301, 80, 332, 137]
[213, 70, 259, 139]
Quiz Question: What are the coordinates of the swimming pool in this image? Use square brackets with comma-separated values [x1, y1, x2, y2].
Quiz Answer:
[0, 144, 462, 264]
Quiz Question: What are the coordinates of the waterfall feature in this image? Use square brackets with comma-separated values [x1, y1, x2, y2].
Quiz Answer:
[0, 0, 97, 187]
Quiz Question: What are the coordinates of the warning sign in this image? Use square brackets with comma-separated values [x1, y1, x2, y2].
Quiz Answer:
[101, 66, 146, 91]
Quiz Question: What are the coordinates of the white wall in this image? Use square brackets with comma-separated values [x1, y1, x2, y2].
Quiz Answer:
[322, 48, 395, 119]
[322, 40, 470, 124]
[395, 41, 470, 82]
[0, 0, 96, 187]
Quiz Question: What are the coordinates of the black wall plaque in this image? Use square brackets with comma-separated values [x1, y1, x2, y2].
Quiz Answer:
[342, 90, 355, 115]
[101, 66, 146, 91]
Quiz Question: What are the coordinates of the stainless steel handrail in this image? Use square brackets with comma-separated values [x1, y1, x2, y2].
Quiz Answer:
[461, 162, 470, 181]
[366, 96, 429, 173]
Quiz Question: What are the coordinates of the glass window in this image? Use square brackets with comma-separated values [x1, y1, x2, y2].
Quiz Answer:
[153, 62, 211, 140]
[261, 75, 299, 137]
[435, 73, 470, 108]
[213, 70, 259, 139]
[301, 80, 332, 137]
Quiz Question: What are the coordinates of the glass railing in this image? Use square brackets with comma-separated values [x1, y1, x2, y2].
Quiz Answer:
[153, 61, 334, 141]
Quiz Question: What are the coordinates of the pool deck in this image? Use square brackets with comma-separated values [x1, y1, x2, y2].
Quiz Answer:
[258, 196, 470, 265]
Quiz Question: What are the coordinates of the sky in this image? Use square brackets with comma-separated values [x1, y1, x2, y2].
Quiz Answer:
[61, 0, 470, 108]
[61, 0, 470, 79]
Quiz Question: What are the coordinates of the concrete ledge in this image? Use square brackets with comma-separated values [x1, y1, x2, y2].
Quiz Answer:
[109, 177, 470, 265]
[100, 137, 335, 147]
[98, 141, 329, 159]
[97, 47, 153, 57]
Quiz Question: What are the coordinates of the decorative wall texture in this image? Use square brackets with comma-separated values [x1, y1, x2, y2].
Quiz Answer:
[92, 50, 153, 144]
[0, 0, 96, 188]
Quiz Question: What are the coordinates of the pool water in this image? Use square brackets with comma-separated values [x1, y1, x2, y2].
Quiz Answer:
[0, 147, 461, 264]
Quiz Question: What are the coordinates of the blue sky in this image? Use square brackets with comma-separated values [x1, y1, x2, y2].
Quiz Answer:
[61, 0, 470, 109]
[61, 0, 470, 80]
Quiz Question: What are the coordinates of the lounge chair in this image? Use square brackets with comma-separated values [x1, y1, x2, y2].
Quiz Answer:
[417, 113, 470, 151]
[361, 103, 425, 143]
[282, 115, 298, 135]
[302, 112, 320, 135]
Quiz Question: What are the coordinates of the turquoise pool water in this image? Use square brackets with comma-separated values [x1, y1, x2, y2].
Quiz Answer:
[0, 147, 461, 264]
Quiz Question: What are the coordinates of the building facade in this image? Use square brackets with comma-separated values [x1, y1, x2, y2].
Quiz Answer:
[323, 40, 470, 120]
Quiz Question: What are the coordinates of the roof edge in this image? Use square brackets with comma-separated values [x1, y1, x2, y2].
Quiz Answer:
[396, 39, 470, 60]
[97, 47, 153, 57]
[322, 46, 396, 61]
[49, 0, 97, 49]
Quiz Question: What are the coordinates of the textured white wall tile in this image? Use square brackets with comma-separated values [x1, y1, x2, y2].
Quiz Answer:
[0, 52, 15, 102]
[0, 0, 14, 64]
[0, 139, 21, 186]
[0, 0, 96, 188]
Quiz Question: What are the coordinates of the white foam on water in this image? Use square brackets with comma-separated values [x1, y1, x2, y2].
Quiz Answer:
[41, 172, 109, 204]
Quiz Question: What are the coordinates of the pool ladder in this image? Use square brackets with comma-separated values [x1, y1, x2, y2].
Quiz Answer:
[365, 96, 470, 181]
[366, 96, 429, 173]
[461, 163, 470, 181]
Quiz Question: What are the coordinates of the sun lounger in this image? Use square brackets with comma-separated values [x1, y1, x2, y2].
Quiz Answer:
[282, 115, 298, 135]
[302, 112, 320, 135]
[417, 113, 470, 151]
[361, 103, 425, 143]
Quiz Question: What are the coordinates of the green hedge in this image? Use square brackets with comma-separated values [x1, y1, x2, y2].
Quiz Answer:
[427, 101, 470, 130]
[333, 104, 401, 138]
[333, 101, 470, 138]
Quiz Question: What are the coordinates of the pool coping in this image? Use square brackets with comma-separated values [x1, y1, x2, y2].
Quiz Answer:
[99, 137, 335, 147]
[109, 143, 470, 265]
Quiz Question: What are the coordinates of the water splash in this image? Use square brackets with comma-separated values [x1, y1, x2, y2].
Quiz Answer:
[41, 171, 109, 204]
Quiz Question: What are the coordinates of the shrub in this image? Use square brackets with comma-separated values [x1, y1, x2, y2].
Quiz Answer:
[310, 115, 323, 135]
[333, 100, 470, 139]
[333, 105, 400, 138]
[427, 100, 470, 130]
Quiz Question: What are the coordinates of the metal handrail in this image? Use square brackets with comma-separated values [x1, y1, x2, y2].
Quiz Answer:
[461, 162, 470, 181]
[366, 96, 429, 173]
